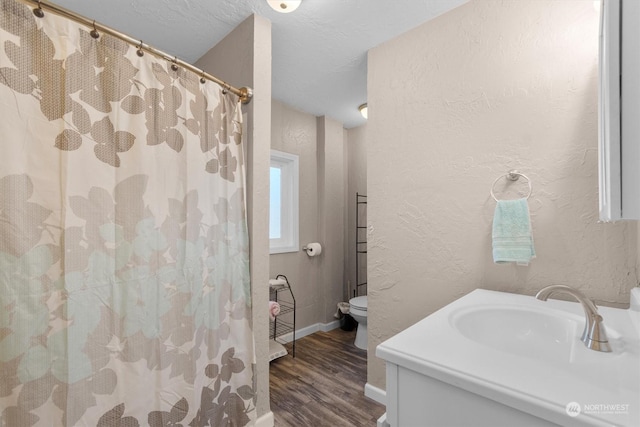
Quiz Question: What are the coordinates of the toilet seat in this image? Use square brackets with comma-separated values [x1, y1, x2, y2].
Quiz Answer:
[349, 296, 367, 311]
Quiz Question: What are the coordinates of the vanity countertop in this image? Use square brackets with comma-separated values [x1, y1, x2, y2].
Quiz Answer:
[376, 289, 640, 427]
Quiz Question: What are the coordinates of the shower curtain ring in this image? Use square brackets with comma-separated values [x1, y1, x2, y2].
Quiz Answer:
[222, 83, 229, 95]
[33, 1, 45, 18]
[90, 20, 100, 39]
[171, 57, 179, 72]
[136, 41, 144, 57]
[200, 71, 206, 84]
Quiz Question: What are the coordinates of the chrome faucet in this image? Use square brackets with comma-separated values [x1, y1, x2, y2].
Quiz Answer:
[535, 285, 611, 353]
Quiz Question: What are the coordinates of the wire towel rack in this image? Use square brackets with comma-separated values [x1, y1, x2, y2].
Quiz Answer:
[490, 170, 532, 201]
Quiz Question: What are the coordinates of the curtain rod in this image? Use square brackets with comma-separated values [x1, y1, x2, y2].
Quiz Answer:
[18, 0, 253, 104]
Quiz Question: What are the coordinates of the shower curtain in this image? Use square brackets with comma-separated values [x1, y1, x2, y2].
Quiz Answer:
[0, 1, 255, 425]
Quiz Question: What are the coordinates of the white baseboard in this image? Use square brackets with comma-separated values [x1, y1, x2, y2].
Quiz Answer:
[273, 320, 341, 343]
[377, 413, 390, 427]
[320, 319, 340, 332]
[365, 382, 387, 405]
[255, 411, 274, 427]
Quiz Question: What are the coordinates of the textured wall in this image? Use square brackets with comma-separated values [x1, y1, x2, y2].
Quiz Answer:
[270, 100, 322, 329]
[269, 105, 347, 328]
[195, 14, 273, 419]
[317, 116, 347, 322]
[367, 0, 638, 390]
[346, 125, 369, 298]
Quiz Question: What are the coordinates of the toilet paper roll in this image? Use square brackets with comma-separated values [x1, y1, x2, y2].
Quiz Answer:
[305, 242, 322, 257]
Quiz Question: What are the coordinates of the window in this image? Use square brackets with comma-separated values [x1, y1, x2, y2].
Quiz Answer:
[270, 150, 299, 254]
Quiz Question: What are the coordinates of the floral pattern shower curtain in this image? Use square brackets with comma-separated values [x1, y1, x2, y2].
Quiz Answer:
[0, 1, 255, 425]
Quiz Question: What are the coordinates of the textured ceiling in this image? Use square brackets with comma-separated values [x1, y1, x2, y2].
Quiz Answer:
[53, 0, 468, 128]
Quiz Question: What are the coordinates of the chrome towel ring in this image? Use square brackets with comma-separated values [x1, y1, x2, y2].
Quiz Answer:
[490, 170, 532, 201]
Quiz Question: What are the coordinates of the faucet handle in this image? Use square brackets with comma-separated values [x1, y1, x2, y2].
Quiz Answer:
[584, 314, 612, 352]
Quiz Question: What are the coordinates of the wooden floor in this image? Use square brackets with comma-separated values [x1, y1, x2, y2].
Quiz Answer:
[269, 328, 385, 427]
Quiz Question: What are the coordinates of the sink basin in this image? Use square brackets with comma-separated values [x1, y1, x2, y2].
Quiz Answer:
[377, 288, 640, 426]
[450, 305, 580, 363]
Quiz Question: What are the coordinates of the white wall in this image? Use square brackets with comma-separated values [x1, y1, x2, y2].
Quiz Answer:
[317, 116, 347, 321]
[195, 14, 272, 419]
[346, 125, 368, 298]
[269, 102, 347, 329]
[367, 0, 638, 390]
[270, 100, 321, 328]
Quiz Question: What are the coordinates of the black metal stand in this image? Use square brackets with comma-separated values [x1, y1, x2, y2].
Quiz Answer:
[355, 193, 367, 298]
[269, 274, 296, 358]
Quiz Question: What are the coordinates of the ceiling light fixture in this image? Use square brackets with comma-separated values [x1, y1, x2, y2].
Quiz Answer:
[267, 0, 302, 13]
[359, 103, 368, 119]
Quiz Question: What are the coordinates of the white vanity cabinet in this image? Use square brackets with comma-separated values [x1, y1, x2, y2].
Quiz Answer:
[599, 0, 640, 220]
[381, 361, 558, 427]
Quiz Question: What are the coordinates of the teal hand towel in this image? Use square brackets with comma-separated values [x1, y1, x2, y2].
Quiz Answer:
[492, 198, 536, 265]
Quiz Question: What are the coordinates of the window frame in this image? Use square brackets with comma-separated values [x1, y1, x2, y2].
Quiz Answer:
[269, 149, 299, 254]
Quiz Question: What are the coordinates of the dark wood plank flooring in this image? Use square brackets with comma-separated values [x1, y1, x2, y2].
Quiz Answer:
[269, 328, 385, 427]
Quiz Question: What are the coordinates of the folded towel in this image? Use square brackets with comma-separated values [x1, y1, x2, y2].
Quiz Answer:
[268, 278, 287, 288]
[269, 301, 281, 320]
[492, 198, 536, 265]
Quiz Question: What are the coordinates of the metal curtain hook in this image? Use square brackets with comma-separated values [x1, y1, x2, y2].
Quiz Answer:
[33, 1, 45, 18]
[90, 20, 100, 39]
[136, 41, 144, 57]
[171, 57, 179, 71]
[200, 71, 206, 84]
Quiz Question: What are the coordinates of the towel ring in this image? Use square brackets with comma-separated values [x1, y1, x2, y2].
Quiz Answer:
[490, 170, 532, 201]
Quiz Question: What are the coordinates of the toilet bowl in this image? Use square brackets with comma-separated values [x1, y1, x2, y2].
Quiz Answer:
[349, 296, 368, 350]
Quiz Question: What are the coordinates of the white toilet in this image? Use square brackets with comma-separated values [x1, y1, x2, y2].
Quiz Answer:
[349, 296, 368, 350]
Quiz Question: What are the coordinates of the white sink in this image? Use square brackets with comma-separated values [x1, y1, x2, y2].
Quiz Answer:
[377, 288, 640, 427]
[451, 305, 581, 363]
